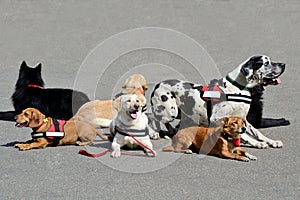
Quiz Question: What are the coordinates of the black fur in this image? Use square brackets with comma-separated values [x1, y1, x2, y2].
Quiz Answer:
[0, 61, 90, 121]
[247, 85, 290, 128]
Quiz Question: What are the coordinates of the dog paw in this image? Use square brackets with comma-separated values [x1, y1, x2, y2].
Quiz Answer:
[240, 157, 250, 162]
[150, 132, 160, 140]
[185, 149, 193, 154]
[111, 150, 121, 158]
[146, 150, 157, 157]
[255, 142, 269, 149]
[15, 144, 29, 151]
[269, 140, 283, 148]
[245, 153, 257, 161]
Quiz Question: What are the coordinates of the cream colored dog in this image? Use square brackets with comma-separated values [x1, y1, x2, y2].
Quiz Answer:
[72, 74, 148, 129]
[110, 94, 156, 158]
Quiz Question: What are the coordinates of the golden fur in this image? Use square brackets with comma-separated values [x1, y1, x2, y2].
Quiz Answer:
[72, 74, 147, 128]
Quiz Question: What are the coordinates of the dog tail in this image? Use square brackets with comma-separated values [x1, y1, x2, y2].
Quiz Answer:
[162, 145, 175, 152]
[95, 130, 109, 141]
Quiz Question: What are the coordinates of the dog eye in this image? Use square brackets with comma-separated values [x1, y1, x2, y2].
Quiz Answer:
[264, 64, 271, 70]
[126, 100, 131, 103]
[136, 99, 140, 103]
[24, 113, 28, 117]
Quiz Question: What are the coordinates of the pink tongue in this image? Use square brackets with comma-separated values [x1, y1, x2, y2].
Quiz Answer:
[130, 113, 138, 119]
[274, 78, 282, 84]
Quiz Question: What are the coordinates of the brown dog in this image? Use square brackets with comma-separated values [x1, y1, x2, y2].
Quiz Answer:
[163, 117, 257, 162]
[72, 74, 148, 128]
[15, 108, 109, 150]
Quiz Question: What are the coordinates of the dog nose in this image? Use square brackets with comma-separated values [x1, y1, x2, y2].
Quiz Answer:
[134, 104, 139, 109]
[242, 127, 246, 133]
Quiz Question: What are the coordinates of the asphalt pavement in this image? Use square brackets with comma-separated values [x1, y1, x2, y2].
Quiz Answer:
[0, 1, 299, 199]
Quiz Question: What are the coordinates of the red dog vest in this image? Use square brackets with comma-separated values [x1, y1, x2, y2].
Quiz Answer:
[31, 119, 66, 147]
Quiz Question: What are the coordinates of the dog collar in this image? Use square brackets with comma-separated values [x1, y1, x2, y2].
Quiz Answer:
[27, 84, 44, 89]
[226, 75, 249, 92]
[221, 132, 241, 147]
[137, 87, 145, 95]
[33, 118, 48, 132]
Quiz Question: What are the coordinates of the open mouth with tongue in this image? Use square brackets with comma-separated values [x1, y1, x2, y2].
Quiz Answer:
[263, 77, 281, 86]
[128, 110, 140, 119]
[15, 121, 28, 128]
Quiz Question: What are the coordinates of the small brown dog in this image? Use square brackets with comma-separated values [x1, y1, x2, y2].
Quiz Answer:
[163, 117, 257, 162]
[15, 108, 108, 150]
[72, 74, 148, 128]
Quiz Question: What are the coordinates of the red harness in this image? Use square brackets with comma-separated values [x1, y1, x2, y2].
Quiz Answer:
[32, 119, 66, 146]
[46, 119, 65, 134]
[201, 84, 224, 103]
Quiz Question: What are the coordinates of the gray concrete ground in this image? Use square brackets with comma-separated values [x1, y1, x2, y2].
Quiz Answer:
[0, 0, 299, 199]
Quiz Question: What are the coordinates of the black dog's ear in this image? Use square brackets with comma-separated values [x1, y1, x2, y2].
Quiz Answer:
[241, 66, 249, 77]
[35, 63, 42, 71]
[249, 55, 263, 70]
[20, 61, 28, 69]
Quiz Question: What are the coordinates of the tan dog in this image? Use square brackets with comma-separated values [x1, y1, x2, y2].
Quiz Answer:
[163, 117, 257, 162]
[110, 94, 155, 158]
[15, 108, 108, 150]
[72, 74, 148, 129]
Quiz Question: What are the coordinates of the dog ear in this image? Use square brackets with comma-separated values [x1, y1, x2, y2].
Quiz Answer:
[28, 110, 40, 127]
[217, 117, 228, 126]
[241, 66, 250, 77]
[112, 97, 122, 112]
[223, 117, 229, 125]
[241, 55, 263, 77]
[20, 61, 28, 69]
[142, 84, 148, 92]
[136, 93, 147, 107]
[35, 63, 42, 71]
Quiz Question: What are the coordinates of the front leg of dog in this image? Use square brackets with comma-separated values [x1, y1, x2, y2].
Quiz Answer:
[241, 132, 268, 149]
[148, 125, 160, 140]
[111, 142, 121, 158]
[220, 151, 250, 162]
[165, 122, 176, 138]
[15, 139, 48, 151]
[143, 141, 156, 157]
[246, 123, 283, 148]
[233, 148, 257, 161]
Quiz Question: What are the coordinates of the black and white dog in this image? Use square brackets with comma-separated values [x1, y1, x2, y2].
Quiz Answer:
[150, 55, 286, 148]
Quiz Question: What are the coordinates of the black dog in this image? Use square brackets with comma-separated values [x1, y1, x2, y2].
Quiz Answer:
[0, 61, 90, 121]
